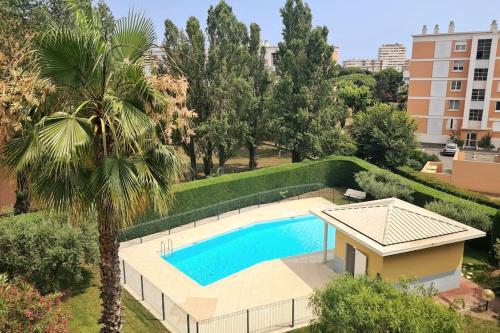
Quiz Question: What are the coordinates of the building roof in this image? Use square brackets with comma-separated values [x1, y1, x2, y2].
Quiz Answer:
[311, 198, 485, 256]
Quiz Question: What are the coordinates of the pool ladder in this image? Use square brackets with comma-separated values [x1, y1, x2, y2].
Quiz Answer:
[161, 239, 173, 257]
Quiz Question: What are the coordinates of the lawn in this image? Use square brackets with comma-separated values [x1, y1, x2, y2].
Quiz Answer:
[62, 267, 169, 333]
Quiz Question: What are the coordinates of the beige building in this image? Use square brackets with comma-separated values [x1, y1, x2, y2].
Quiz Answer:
[343, 43, 407, 72]
[421, 150, 500, 195]
[408, 21, 500, 147]
[313, 198, 485, 292]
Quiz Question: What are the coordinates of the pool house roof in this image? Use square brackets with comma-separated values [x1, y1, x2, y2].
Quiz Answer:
[311, 198, 485, 256]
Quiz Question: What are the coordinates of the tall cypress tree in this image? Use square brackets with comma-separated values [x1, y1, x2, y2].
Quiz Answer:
[273, 0, 341, 162]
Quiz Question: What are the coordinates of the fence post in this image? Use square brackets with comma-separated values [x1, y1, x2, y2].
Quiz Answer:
[122, 260, 126, 284]
[161, 293, 165, 321]
[291, 298, 295, 327]
[238, 198, 241, 214]
[246, 309, 250, 333]
[187, 314, 191, 333]
[140, 237, 143, 244]
[196, 322, 199, 333]
[258, 193, 260, 208]
[140, 275, 144, 301]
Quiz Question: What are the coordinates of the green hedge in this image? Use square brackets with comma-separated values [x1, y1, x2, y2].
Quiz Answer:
[395, 166, 500, 210]
[134, 156, 497, 227]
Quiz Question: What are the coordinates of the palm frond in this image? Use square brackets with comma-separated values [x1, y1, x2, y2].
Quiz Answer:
[37, 111, 93, 169]
[110, 11, 156, 64]
[2, 130, 43, 173]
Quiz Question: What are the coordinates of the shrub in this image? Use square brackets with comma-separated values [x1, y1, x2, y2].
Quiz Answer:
[0, 274, 68, 332]
[355, 170, 414, 201]
[310, 275, 462, 333]
[424, 200, 492, 232]
[0, 212, 98, 294]
[406, 158, 422, 171]
[409, 149, 439, 166]
[478, 132, 495, 149]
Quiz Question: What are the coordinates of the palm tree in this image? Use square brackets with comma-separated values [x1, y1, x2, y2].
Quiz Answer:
[3, 1, 185, 332]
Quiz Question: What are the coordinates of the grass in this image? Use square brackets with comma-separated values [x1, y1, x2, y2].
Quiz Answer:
[62, 267, 169, 333]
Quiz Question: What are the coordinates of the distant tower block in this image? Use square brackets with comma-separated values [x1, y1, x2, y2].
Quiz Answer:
[434, 24, 439, 34]
[491, 20, 498, 32]
[422, 25, 428, 34]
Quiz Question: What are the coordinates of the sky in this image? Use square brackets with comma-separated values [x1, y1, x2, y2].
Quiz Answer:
[105, 0, 500, 61]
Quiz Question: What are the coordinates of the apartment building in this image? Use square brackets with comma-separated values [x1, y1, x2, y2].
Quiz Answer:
[408, 21, 500, 147]
[343, 59, 383, 72]
[378, 43, 407, 71]
[343, 43, 407, 72]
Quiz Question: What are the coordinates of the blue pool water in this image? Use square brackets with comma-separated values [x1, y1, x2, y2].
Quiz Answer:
[162, 214, 335, 286]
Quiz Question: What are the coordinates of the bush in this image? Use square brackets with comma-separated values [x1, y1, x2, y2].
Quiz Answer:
[396, 166, 500, 210]
[409, 149, 439, 166]
[406, 158, 422, 171]
[0, 212, 98, 294]
[478, 133, 495, 149]
[310, 275, 462, 333]
[355, 170, 414, 201]
[0, 274, 68, 332]
[424, 200, 492, 232]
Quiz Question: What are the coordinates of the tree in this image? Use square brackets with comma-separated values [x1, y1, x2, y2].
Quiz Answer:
[424, 200, 492, 232]
[244, 23, 270, 170]
[97, 0, 115, 37]
[273, 0, 339, 162]
[351, 104, 417, 168]
[3, 2, 187, 331]
[310, 275, 462, 333]
[161, 17, 207, 178]
[374, 68, 404, 103]
[337, 83, 372, 113]
[205, 0, 250, 173]
[336, 73, 376, 89]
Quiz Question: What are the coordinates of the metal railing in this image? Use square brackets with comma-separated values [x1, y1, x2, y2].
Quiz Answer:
[120, 259, 314, 333]
[119, 183, 326, 243]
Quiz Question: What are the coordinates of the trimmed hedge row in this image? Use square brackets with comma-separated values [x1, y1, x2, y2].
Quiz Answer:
[395, 165, 500, 210]
[134, 156, 497, 225]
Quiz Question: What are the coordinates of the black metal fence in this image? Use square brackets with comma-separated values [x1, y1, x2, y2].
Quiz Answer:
[121, 259, 313, 333]
[119, 183, 326, 242]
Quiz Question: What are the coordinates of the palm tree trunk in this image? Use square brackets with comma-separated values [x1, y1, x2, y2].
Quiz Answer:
[14, 171, 30, 215]
[97, 206, 123, 333]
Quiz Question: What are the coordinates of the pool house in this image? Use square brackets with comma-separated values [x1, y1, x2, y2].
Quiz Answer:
[312, 198, 485, 291]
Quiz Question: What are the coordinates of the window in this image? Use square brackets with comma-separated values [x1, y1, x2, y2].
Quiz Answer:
[466, 132, 478, 147]
[271, 52, 278, 66]
[471, 89, 485, 101]
[447, 118, 457, 130]
[476, 39, 492, 59]
[468, 109, 483, 121]
[450, 80, 462, 91]
[496, 101, 500, 111]
[455, 41, 467, 52]
[448, 100, 460, 110]
[474, 68, 488, 81]
[452, 60, 464, 71]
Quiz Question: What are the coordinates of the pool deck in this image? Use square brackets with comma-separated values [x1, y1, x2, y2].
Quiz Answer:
[119, 197, 336, 325]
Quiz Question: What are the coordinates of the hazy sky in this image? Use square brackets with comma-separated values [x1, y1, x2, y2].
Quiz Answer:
[105, 0, 500, 61]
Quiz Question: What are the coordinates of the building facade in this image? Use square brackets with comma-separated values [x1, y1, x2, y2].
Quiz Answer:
[343, 43, 407, 72]
[408, 21, 500, 147]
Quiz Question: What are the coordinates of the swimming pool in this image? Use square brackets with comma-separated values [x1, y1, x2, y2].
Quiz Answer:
[162, 214, 335, 286]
